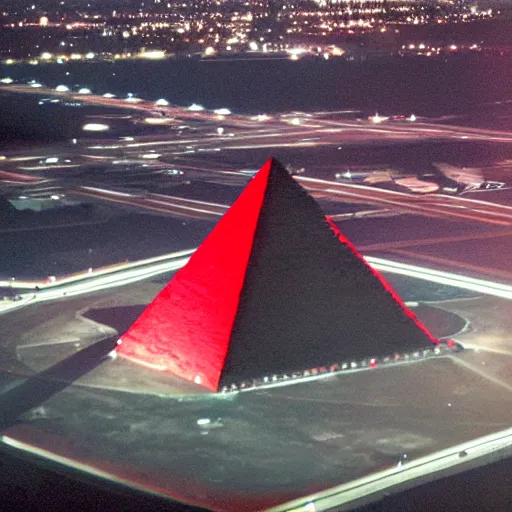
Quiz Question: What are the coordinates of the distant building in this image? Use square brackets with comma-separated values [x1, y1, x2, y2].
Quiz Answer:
[9, 197, 61, 212]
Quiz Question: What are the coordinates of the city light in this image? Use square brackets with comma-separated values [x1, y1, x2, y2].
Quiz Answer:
[0, 0, 494, 68]
[82, 123, 110, 132]
[369, 113, 389, 124]
[188, 103, 205, 111]
[139, 50, 166, 59]
[155, 98, 169, 106]
[144, 117, 172, 124]
[213, 108, 231, 115]
[55, 85, 69, 92]
[287, 47, 308, 56]
[252, 114, 271, 121]
[78, 88, 92, 94]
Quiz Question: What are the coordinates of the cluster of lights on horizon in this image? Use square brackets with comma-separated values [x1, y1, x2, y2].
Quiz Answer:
[0, 0, 497, 60]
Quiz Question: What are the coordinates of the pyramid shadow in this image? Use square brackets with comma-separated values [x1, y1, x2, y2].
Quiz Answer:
[0, 336, 118, 430]
[414, 305, 466, 340]
[83, 306, 146, 334]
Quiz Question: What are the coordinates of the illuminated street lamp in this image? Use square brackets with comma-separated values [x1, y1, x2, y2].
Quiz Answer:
[213, 108, 231, 115]
[83, 123, 109, 132]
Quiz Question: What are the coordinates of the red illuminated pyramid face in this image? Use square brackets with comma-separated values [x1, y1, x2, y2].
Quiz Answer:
[117, 158, 438, 391]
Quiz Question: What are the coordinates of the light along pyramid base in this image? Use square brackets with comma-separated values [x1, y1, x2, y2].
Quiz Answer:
[115, 339, 460, 397]
[217, 342, 459, 394]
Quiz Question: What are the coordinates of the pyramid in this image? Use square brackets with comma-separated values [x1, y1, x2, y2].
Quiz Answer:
[117, 158, 438, 391]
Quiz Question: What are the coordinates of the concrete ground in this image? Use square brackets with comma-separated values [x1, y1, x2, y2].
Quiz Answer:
[0, 278, 511, 510]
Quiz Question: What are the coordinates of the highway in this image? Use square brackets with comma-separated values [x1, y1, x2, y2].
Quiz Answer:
[2, 248, 512, 315]
[70, 177, 512, 226]
[1, 84, 512, 231]
[1, 85, 511, 305]
[298, 176, 512, 226]
[0, 249, 193, 313]
[4, 84, 512, 163]
[16, 176, 509, 227]
[4, 84, 512, 145]
[75, 186, 227, 219]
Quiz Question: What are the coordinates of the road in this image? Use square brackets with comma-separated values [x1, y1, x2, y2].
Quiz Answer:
[4, 84, 512, 144]
[2, 248, 512, 316]
[74, 186, 227, 220]
[2, 85, 512, 289]
[298, 176, 512, 226]
[2, 85, 512, 229]
[0, 249, 193, 313]
[15, 174, 511, 227]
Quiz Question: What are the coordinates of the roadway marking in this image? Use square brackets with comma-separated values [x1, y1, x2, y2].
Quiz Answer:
[367, 256, 512, 300]
[149, 193, 228, 209]
[358, 229, 512, 251]
[74, 189, 222, 219]
[301, 179, 512, 225]
[383, 248, 512, 282]
[143, 198, 224, 216]
[2, 252, 512, 315]
[307, 185, 512, 226]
